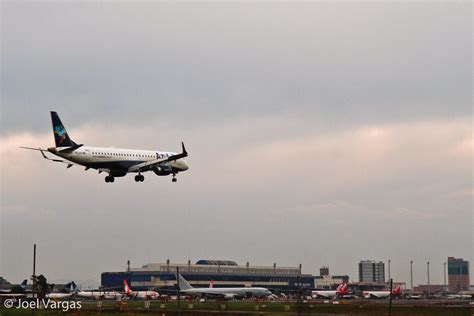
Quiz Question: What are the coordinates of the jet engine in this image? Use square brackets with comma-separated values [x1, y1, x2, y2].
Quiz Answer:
[110, 170, 127, 177]
[153, 165, 172, 176]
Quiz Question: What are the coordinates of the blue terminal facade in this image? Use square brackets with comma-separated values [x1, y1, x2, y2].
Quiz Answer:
[102, 260, 315, 293]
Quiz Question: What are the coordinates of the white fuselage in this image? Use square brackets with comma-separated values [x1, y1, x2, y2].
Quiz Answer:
[45, 293, 73, 299]
[76, 290, 123, 300]
[363, 291, 391, 299]
[128, 290, 159, 300]
[182, 287, 272, 298]
[49, 146, 189, 174]
[311, 290, 339, 299]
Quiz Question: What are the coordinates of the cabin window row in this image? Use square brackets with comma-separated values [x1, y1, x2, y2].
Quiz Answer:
[92, 152, 154, 158]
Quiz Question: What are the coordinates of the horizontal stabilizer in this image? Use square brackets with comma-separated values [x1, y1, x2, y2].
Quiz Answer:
[59, 144, 83, 152]
[20, 146, 47, 151]
[21, 147, 80, 166]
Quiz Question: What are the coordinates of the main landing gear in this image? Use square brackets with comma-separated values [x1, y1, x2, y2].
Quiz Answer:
[105, 176, 115, 183]
[135, 174, 144, 182]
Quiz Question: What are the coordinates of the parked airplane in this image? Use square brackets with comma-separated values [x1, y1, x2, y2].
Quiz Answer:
[45, 282, 79, 299]
[446, 293, 473, 300]
[123, 280, 159, 300]
[311, 283, 349, 299]
[177, 274, 272, 299]
[0, 280, 28, 298]
[65, 281, 123, 300]
[363, 285, 402, 299]
[45, 292, 73, 299]
[22, 111, 189, 183]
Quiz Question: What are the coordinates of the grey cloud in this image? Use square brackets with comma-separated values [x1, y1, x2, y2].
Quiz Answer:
[1, 2, 471, 134]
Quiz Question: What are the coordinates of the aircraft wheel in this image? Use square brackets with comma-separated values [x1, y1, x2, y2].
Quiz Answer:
[135, 175, 141, 182]
[172, 177, 177, 183]
[105, 176, 110, 183]
[140, 175, 144, 182]
[110, 177, 114, 183]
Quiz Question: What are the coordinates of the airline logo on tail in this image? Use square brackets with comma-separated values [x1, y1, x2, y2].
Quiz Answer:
[336, 283, 349, 295]
[54, 126, 67, 144]
[392, 285, 401, 296]
[123, 280, 132, 295]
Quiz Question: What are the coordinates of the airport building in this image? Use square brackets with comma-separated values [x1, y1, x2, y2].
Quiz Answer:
[102, 260, 315, 293]
[413, 284, 445, 295]
[358, 260, 385, 283]
[313, 266, 350, 289]
[448, 257, 470, 292]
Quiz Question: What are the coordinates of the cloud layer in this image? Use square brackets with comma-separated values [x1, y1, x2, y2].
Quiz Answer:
[1, 116, 471, 285]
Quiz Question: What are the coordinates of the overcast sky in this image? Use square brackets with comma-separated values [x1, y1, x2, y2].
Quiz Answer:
[1, 1, 472, 289]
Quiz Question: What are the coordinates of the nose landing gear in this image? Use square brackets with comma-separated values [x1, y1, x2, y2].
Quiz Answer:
[172, 174, 177, 182]
[135, 174, 145, 182]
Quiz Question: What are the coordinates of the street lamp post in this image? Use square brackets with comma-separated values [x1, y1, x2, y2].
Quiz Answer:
[427, 261, 430, 297]
[388, 259, 391, 283]
[410, 261, 413, 293]
[444, 262, 447, 294]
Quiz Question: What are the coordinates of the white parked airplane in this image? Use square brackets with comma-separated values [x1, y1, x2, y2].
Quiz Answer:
[66, 282, 123, 300]
[45, 292, 73, 299]
[177, 274, 272, 299]
[363, 285, 402, 299]
[123, 280, 159, 300]
[311, 283, 349, 299]
[76, 290, 123, 300]
[45, 282, 77, 300]
[22, 111, 189, 183]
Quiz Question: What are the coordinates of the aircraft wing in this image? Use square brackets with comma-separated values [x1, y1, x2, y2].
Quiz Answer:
[128, 142, 188, 173]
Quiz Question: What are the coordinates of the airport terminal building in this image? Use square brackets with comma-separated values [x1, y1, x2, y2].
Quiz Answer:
[102, 260, 315, 293]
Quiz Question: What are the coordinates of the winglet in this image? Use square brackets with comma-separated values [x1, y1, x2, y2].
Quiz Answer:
[181, 142, 187, 156]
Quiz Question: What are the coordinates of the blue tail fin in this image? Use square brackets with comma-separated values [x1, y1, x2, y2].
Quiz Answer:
[63, 281, 78, 293]
[50, 111, 77, 147]
[20, 279, 27, 289]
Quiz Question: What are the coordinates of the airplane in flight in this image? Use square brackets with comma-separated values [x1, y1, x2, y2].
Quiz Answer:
[123, 280, 159, 300]
[311, 283, 349, 299]
[22, 111, 189, 183]
[176, 274, 272, 299]
[363, 285, 402, 299]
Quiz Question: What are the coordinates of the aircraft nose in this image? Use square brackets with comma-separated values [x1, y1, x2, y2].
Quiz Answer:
[182, 159, 189, 171]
